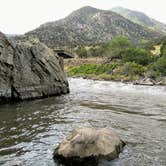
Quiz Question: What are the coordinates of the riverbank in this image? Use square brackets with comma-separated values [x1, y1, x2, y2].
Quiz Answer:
[65, 58, 166, 86]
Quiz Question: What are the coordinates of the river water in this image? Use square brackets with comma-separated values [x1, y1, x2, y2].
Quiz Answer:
[0, 78, 166, 166]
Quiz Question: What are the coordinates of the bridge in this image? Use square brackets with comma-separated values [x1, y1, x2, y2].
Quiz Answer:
[54, 48, 75, 59]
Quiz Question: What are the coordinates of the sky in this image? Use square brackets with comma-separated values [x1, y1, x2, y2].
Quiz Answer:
[0, 0, 165, 34]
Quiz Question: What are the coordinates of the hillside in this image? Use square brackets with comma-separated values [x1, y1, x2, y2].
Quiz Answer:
[15, 6, 160, 48]
[111, 7, 166, 34]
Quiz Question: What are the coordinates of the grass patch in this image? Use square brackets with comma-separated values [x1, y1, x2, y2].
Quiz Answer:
[66, 62, 147, 81]
[66, 63, 119, 76]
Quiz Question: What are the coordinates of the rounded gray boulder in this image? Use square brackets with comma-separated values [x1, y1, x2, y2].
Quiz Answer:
[53, 128, 126, 166]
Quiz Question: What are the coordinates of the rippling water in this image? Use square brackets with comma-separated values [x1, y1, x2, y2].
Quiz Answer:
[0, 78, 166, 166]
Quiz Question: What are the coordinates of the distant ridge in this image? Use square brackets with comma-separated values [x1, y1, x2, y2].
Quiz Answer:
[111, 7, 166, 34]
[15, 6, 161, 48]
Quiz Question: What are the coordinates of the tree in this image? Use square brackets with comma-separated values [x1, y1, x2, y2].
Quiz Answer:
[107, 36, 131, 60]
[122, 48, 152, 66]
[88, 47, 105, 57]
[160, 41, 166, 57]
[154, 42, 166, 76]
[75, 46, 87, 58]
[121, 62, 145, 76]
[154, 56, 166, 76]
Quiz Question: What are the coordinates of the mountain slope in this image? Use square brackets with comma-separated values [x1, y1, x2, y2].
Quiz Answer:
[19, 6, 160, 48]
[111, 7, 166, 34]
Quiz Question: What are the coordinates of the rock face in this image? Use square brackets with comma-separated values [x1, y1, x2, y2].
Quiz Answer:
[53, 128, 125, 166]
[0, 32, 69, 103]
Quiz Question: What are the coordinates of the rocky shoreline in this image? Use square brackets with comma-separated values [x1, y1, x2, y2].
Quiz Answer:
[69, 75, 166, 86]
[134, 77, 166, 86]
[65, 57, 166, 87]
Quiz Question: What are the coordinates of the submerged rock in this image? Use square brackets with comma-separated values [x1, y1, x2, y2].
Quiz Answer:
[53, 128, 125, 166]
[0, 31, 69, 103]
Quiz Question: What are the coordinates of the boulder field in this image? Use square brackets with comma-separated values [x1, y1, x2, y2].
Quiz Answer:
[0, 32, 69, 103]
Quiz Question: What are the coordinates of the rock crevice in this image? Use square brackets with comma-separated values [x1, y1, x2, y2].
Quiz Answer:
[0, 32, 69, 103]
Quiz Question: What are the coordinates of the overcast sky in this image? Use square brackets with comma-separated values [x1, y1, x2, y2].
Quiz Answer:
[0, 0, 165, 34]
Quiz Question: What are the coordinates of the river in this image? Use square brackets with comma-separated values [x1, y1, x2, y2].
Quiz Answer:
[0, 78, 166, 166]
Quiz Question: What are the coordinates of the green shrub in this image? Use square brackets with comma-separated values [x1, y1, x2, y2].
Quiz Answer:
[67, 64, 98, 75]
[87, 47, 105, 57]
[66, 63, 119, 76]
[75, 46, 88, 58]
[154, 56, 166, 76]
[123, 48, 152, 65]
[107, 36, 131, 59]
[95, 63, 118, 74]
[66, 62, 146, 81]
[120, 62, 146, 76]
[97, 73, 112, 80]
[160, 41, 166, 57]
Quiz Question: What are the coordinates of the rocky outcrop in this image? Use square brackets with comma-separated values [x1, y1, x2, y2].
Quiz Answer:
[0, 32, 69, 103]
[134, 77, 166, 86]
[53, 128, 125, 166]
[134, 78, 156, 86]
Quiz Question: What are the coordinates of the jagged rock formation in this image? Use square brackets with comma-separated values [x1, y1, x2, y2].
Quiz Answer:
[111, 7, 166, 34]
[15, 6, 160, 48]
[0, 32, 69, 103]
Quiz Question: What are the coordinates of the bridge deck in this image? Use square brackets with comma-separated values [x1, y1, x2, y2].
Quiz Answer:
[54, 49, 74, 59]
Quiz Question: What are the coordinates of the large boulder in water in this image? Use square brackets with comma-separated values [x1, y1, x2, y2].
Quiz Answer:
[53, 128, 126, 166]
[0, 31, 69, 103]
